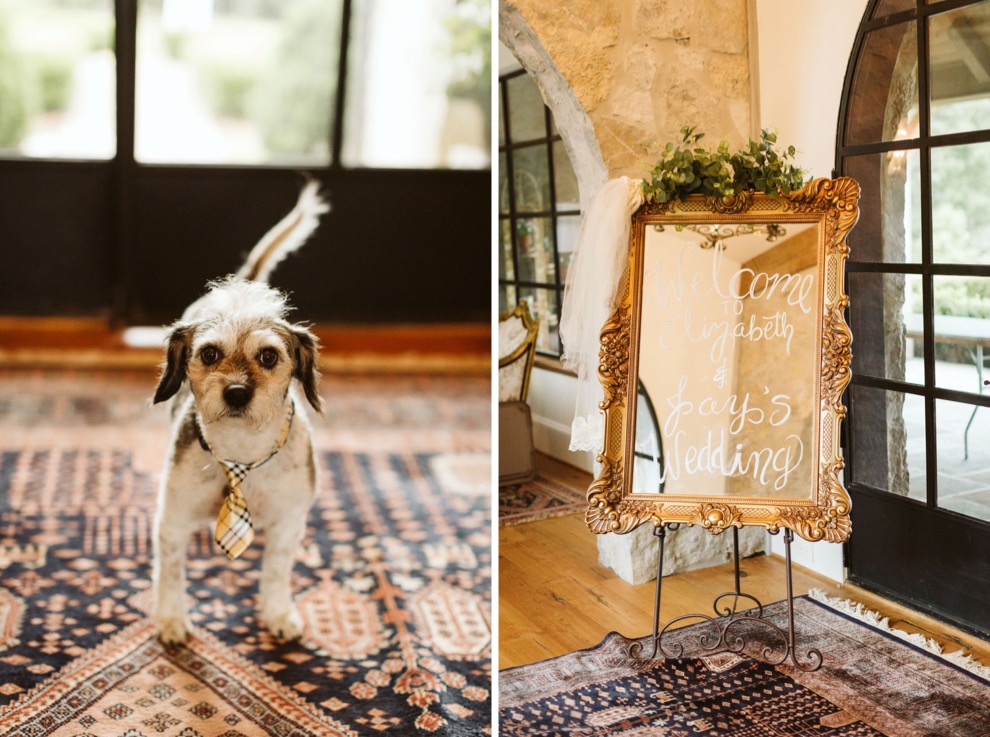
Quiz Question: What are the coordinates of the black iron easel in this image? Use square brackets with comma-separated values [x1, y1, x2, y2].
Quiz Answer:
[628, 524, 823, 672]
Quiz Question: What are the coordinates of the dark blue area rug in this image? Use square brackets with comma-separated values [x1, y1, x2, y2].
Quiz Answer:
[0, 369, 491, 736]
[500, 596, 990, 736]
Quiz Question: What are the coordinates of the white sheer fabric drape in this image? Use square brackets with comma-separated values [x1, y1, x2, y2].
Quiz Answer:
[559, 177, 644, 451]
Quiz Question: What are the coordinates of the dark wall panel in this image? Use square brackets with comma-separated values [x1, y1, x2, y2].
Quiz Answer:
[126, 168, 490, 326]
[0, 163, 113, 316]
[848, 487, 990, 637]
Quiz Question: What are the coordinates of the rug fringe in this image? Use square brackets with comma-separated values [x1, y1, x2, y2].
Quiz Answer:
[807, 589, 990, 682]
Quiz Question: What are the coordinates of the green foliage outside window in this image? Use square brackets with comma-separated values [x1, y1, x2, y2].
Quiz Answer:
[250, 0, 338, 159]
[0, 12, 31, 147]
[0, 5, 109, 150]
[911, 102, 990, 319]
[165, 0, 337, 160]
[200, 61, 256, 119]
[444, 0, 490, 139]
[32, 54, 72, 113]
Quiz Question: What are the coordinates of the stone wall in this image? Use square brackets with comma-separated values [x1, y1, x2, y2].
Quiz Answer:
[499, 0, 753, 181]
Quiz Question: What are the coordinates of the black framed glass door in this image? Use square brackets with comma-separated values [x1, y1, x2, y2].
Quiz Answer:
[839, 0, 990, 637]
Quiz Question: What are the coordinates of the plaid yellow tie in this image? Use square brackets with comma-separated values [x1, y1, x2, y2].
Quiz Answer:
[203, 401, 295, 560]
[215, 462, 257, 560]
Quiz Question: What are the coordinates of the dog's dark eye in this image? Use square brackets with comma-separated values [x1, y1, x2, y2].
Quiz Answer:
[259, 348, 279, 368]
[200, 346, 221, 365]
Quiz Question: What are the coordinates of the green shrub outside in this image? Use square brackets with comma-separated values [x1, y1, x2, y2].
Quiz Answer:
[200, 60, 255, 119]
[249, 0, 338, 158]
[31, 54, 73, 112]
[907, 102, 990, 326]
[0, 12, 32, 147]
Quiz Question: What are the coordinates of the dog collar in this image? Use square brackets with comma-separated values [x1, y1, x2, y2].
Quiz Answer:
[195, 399, 296, 468]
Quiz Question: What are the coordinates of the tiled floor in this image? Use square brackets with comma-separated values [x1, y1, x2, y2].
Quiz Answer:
[903, 357, 990, 522]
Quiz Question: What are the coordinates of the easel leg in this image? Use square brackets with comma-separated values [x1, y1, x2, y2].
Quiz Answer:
[782, 528, 823, 671]
[733, 526, 741, 597]
[650, 525, 667, 659]
[784, 528, 797, 659]
[647, 525, 667, 658]
[629, 524, 671, 660]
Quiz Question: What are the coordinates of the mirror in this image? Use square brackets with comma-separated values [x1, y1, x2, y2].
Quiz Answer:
[587, 178, 860, 542]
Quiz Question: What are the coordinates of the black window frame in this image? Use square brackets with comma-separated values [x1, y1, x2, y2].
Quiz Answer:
[497, 67, 580, 358]
[0, 0, 491, 326]
[839, 0, 990, 520]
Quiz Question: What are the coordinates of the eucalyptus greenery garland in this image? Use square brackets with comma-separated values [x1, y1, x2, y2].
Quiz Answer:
[642, 126, 808, 204]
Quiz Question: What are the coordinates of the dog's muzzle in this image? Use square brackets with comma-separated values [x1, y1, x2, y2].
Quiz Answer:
[223, 383, 253, 410]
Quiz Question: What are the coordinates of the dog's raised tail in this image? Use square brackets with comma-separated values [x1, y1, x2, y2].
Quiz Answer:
[237, 179, 329, 283]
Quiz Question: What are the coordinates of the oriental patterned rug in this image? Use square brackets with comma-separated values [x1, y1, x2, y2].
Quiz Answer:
[499, 595, 990, 736]
[0, 368, 491, 736]
[498, 476, 587, 527]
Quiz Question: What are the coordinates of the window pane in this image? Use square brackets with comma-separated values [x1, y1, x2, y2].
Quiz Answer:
[499, 151, 509, 213]
[499, 219, 513, 281]
[843, 150, 921, 263]
[0, 0, 115, 159]
[498, 77, 504, 146]
[850, 385, 927, 501]
[873, 0, 915, 17]
[512, 144, 550, 212]
[506, 72, 545, 142]
[519, 286, 560, 355]
[844, 21, 918, 147]
[931, 141, 990, 264]
[937, 398, 990, 521]
[514, 217, 555, 284]
[929, 1, 990, 136]
[552, 140, 579, 211]
[906, 273, 924, 385]
[500, 284, 516, 315]
[849, 272, 922, 384]
[136, 0, 339, 165]
[933, 275, 990, 396]
[498, 284, 517, 312]
[343, 0, 490, 169]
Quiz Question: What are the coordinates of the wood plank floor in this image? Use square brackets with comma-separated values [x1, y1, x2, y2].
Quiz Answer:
[499, 454, 990, 672]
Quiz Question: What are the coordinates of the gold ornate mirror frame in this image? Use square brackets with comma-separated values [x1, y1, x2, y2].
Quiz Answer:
[586, 177, 860, 543]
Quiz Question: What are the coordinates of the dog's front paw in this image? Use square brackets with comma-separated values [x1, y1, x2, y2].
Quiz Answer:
[155, 616, 190, 646]
[264, 607, 304, 640]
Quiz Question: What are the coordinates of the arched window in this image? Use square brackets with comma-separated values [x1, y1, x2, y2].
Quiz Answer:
[839, 0, 990, 635]
[497, 68, 581, 357]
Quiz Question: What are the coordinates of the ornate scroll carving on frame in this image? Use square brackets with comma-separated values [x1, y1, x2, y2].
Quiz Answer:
[585, 178, 860, 544]
[770, 459, 852, 543]
[598, 304, 632, 412]
[587, 455, 629, 533]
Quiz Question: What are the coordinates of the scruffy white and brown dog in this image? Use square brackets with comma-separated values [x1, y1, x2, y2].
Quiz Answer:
[152, 181, 328, 645]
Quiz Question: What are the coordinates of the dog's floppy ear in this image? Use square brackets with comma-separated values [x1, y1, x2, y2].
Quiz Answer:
[284, 322, 323, 413]
[154, 323, 193, 404]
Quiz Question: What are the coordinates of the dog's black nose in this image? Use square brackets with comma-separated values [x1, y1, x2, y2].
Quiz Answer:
[223, 384, 253, 409]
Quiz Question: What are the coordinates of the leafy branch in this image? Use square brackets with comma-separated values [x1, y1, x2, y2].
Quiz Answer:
[642, 126, 808, 204]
